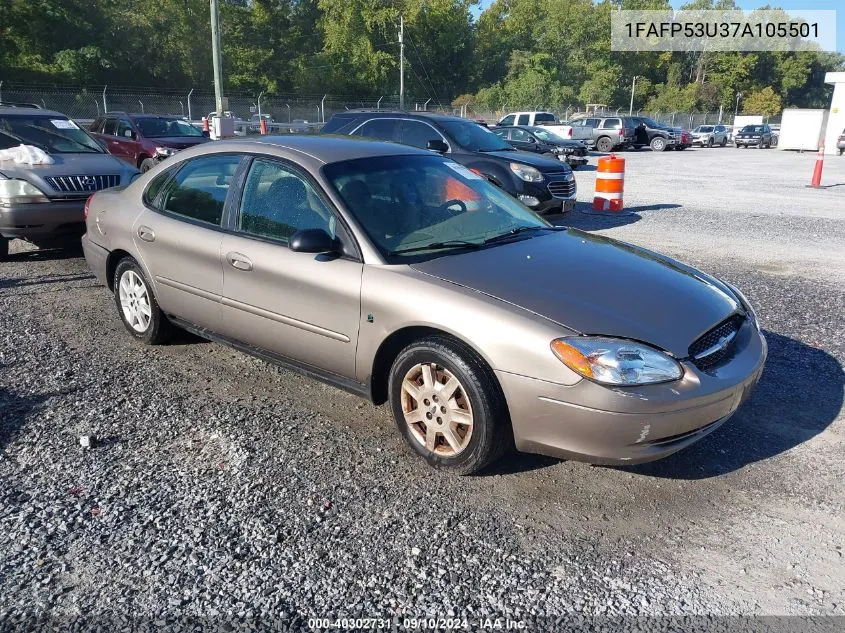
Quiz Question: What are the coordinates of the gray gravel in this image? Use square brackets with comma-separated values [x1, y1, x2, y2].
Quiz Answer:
[1, 148, 844, 631]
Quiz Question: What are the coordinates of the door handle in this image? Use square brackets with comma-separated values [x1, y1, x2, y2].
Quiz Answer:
[226, 251, 253, 271]
[137, 226, 155, 242]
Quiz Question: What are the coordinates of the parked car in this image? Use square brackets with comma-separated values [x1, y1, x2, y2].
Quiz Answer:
[496, 111, 575, 139]
[81, 136, 767, 474]
[90, 113, 210, 172]
[734, 124, 775, 148]
[322, 111, 576, 214]
[493, 125, 589, 169]
[838, 129, 845, 155]
[0, 107, 137, 259]
[674, 129, 693, 150]
[628, 117, 678, 151]
[691, 125, 728, 147]
[247, 113, 273, 134]
[568, 116, 637, 152]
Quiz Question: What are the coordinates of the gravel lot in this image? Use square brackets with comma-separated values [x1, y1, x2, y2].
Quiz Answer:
[1, 147, 843, 631]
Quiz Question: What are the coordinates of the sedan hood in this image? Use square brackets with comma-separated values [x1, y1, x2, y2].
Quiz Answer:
[485, 150, 571, 171]
[411, 229, 741, 357]
[149, 136, 210, 150]
[0, 152, 128, 178]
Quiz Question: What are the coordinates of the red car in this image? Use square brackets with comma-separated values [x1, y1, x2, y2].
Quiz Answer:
[89, 113, 209, 172]
[674, 129, 693, 150]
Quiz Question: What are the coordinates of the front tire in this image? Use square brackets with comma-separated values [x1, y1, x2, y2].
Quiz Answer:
[707, 137, 714, 148]
[720, 137, 727, 147]
[388, 336, 510, 475]
[650, 137, 666, 151]
[113, 258, 172, 345]
[139, 158, 156, 173]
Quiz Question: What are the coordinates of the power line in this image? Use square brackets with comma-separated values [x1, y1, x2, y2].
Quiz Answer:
[405, 33, 442, 109]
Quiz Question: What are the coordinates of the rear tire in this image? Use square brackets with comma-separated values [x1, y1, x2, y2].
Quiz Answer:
[388, 335, 510, 475]
[596, 136, 613, 153]
[650, 137, 666, 151]
[770, 136, 778, 148]
[113, 258, 172, 345]
[139, 158, 156, 173]
[720, 137, 727, 147]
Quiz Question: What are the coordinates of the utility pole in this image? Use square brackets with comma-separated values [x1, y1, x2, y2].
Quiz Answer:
[398, 16, 405, 110]
[735, 92, 742, 122]
[629, 76, 639, 115]
[210, 0, 225, 117]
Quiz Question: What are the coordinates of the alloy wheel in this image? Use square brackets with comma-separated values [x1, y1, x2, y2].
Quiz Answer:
[400, 362, 473, 457]
[118, 270, 152, 333]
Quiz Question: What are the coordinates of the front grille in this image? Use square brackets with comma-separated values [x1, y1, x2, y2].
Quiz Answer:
[547, 180, 576, 198]
[44, 174, 120, 195]
[688, 314, 745, 369]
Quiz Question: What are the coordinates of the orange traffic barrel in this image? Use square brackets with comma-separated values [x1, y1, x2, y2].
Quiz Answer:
[259, 118, 268, 135]
[202, 117, 210, 132]
[592, 154, 625, 212]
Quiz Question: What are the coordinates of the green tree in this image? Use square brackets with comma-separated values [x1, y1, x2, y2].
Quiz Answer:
[742, 86, 782, 117]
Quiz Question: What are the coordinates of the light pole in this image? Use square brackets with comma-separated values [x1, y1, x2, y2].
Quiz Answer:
[210, 0, 225, 117]
[257, 91, 264, 119]
[138, 100, 144, 113]
[629, 75, 640, 115]
[188, 88, 194, 121]
[398, 16, 405, 110]
[423, 98, 431, 111]
[321, 94, 327, 123]
[735, 92, 742, 122]
[285, 103, 291, 123]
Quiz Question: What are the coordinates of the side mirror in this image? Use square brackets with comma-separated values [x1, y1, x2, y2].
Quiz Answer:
[426, 139, 448, 153]
[289, 228, 340, 254]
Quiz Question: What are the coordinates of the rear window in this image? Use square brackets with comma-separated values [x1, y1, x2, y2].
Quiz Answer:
[321, 114, 361, 134]
[533, 113, 556, 123]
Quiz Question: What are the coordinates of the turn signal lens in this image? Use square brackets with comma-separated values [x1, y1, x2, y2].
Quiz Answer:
[550, 340, 593, 378]
[551, 337, 683, 385]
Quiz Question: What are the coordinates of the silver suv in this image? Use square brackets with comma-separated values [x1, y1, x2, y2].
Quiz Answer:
[692, 124, 728, 147]
[0, 107, 137, 259]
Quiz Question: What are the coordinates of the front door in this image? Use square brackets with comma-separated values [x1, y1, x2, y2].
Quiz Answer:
[509, 128, 538, 152]
[220, 157, 363, 379]
[132, 154, 243, 332]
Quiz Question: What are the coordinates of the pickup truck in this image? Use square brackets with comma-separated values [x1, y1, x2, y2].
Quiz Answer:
[497, 111, 588, 141]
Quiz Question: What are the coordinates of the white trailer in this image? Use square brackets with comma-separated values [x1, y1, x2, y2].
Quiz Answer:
[777, 109, 827, 151]
[733, 115, 764, 129]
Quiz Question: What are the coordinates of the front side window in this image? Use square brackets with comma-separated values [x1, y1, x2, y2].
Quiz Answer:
[159, 154, 241, 226]
[439, 119, 512, 152]
[499, 115, 515, 126]
[354, 119, 398, 142]
[135, 117, 204, 138]
[400, 120, 443, 149]
[90, 118, 104, 133]
[117, 120, 135, 139]
[510, 129, 532, 142]
[325, 154, 549, 259]
[238, 159, 334, 242]
[102, 119, 118, 136]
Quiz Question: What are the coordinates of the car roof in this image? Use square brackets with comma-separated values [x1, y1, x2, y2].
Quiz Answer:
[0, 107, 67, 117]
[212, 134, 433, 164]
[335, 110, 467, 124]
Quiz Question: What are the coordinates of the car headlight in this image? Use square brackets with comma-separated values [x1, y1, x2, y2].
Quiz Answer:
[551, 337, 683, 385]
[155, 147, 177, 157]
[725, 283, 759, 329]
[509, 162, 544, 182]
[0, 178, 49, 206]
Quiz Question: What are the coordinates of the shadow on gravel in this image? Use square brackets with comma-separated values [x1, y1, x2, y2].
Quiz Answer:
[4, 245, 83, 262]
[549, 202, 682, 231]
[477, 452, 561, 476]
[0, 272, 93, 291]
[619, 330, 844, 480]
[0, 388, 53, 449]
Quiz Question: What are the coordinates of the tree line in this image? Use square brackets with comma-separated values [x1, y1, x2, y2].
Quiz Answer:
[0, 0, 842, 116]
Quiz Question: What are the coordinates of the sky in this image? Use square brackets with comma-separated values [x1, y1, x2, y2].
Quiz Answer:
[471, 1, 843, 52]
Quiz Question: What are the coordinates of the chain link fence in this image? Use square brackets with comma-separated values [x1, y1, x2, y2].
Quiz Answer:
[0, 83, 780, 129]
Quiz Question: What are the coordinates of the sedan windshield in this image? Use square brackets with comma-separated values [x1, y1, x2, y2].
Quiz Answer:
[531, 128, 566, 143]
[135, 117, 204, 138]
[741, 125, 765, 133]
[324, 154, 550, 259]
[0, 115, 104, 153]
[440, 119, 513, 152]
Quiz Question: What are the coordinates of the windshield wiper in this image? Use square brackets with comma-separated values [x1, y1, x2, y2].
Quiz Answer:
[483, 225, 566, 245]
[0, 130, 50, 153]
[388, 240, 482, 256]
[477, 147, 512, 152]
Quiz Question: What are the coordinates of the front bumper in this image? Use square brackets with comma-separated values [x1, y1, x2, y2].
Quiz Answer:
[496, 323, 767, 465]
[0, 199, 86, 240]
[517, 177, 576, 214]
[735, 138, 761, 146]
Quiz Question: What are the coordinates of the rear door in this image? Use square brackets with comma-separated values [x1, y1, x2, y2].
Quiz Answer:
[516, 113, 531, 126]
[112, 119, 142, 166]
[350, 118, 400, 143]
[133, 153, 244, 332]
[398, 119, 448, 150]
[219, 157, 363, 378]
[99, 118, 128, 162]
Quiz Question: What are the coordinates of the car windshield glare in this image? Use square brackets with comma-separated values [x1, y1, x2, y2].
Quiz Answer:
[532, 128, 565, 142]
[440, 119, 512, 152]
[742, 126, 764, 133]
[324, 154, 550, 259]
[135, 117, 204, 138]
[696, 126, 714, 132]
[0, 115, 104, 153]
